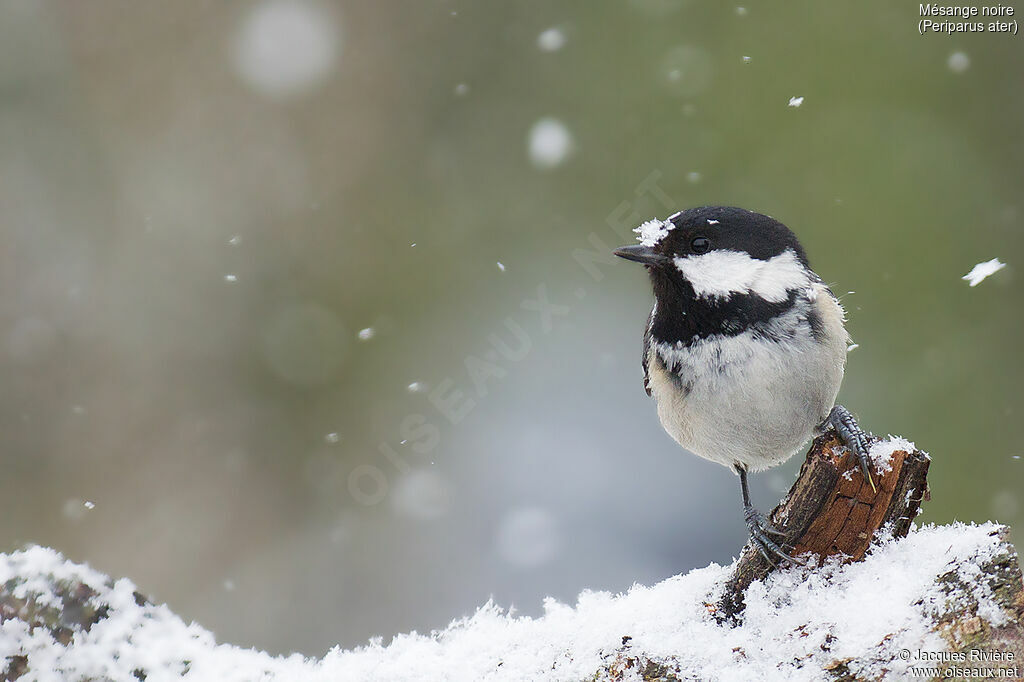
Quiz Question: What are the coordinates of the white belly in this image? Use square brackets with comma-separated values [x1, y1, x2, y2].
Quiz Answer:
[647, 290, 848, 472]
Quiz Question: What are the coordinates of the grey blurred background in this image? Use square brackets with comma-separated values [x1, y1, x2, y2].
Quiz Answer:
[1, 0, 1021, 657]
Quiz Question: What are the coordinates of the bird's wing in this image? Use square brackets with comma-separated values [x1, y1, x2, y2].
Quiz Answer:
[642, 308, 654, 397]
[815, 279, 853, 345]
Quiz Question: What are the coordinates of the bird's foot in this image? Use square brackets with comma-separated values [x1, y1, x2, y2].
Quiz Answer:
[827, 404, 876, 493]
[744, 506, 802, 566]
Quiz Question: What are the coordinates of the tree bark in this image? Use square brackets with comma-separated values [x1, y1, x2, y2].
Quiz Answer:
[717, 428, 931, 621]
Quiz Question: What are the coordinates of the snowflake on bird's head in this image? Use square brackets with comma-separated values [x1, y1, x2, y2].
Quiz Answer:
[634, 218, 675, 247]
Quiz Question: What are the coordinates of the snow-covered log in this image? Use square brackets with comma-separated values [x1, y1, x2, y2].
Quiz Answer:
[2, 436, 1021, 681]
[720, 429, 931, 620]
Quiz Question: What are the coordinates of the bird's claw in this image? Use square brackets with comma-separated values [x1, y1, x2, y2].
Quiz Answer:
[744, 506, 803, 566]
[828, 405, 877, 492]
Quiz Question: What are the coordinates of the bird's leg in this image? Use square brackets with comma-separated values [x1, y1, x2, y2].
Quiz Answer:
[735, 465, 800, 565]
[826, 404, 876, 492]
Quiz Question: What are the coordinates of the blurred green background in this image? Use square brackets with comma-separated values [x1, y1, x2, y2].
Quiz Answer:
[1, 0, 1021, 657]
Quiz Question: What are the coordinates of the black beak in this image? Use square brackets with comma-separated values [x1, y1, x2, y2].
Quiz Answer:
[613, 245, 668, 265]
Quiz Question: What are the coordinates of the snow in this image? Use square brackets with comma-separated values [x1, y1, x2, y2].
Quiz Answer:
[788, 96, 804, 107]
[232, 0, 339, 98]
[0, 522, 1010, 681]
[527, 118, 573, 169]
[537, 28, 566, 52]
[633, 218, 673, 247]
[962, 258, 1006, 287]
[948, 51, 970, 73]
[867, 435, 920, 476]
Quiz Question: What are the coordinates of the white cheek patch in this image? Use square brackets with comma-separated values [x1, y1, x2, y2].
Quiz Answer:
[673, 249, 809, 302]
[634, 218, 674, 247]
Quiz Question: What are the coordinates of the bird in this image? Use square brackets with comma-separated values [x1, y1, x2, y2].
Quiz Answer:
[613, 206, 874, 563]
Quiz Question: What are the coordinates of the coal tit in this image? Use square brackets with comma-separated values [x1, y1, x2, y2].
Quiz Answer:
[614, 206, 875, 562]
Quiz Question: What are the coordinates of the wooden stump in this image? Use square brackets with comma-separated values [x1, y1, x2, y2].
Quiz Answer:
[717, 428, 931, 621]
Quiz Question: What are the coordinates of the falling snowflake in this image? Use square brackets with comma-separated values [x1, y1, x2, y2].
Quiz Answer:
[536, 28, 566, 52]
[962, 258, 1006, 287]
[527, 118, 573, 169]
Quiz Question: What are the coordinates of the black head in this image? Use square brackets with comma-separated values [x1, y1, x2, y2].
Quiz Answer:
[614, 206, 808, 270]
[614, 206, 817, 345]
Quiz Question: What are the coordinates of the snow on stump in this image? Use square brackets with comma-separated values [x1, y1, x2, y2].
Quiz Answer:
[1, 434, 1022, 681]
[720, 428, 931, 620]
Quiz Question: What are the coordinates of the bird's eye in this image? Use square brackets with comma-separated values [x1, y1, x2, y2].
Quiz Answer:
[691, 236, 711, 254]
